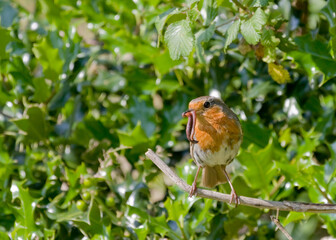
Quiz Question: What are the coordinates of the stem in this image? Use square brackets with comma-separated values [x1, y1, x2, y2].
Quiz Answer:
[216, 16, 238, 28]
[145, 149, 336, 213]
[314, 181, 333, 204]
[231, 0, 248, 11]
[271, 215, 293, 240]
[178, 219, 188, 240]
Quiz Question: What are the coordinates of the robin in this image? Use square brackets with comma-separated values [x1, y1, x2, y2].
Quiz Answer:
[182, 96, 243, 205]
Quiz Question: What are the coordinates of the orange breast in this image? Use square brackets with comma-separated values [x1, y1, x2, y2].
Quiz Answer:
[194, 106, 242, 153]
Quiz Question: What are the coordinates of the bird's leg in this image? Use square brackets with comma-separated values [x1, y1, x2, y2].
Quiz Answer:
[223, 168, 240, 207]
[189, 166, 201, 197]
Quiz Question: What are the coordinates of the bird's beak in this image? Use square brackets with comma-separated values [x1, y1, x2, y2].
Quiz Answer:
[182, 109, 193, 118]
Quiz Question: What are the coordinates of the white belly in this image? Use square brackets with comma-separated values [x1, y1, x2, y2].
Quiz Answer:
[191, 138, 241, 167]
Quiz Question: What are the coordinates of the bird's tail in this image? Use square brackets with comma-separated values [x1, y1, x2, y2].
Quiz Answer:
[202, 165, 227, 188]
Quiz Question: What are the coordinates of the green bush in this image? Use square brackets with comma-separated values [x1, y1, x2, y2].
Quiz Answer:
[0, 0, 335, 239]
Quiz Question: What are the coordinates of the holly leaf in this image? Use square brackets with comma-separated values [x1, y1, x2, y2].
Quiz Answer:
[12, 106, 50, 141]
[32, 38, 64, 81]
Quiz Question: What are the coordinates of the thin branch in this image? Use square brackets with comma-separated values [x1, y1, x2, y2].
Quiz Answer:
[145, 149, 336, 213]
[231, 0, 248, 11]
[271, 215, 293, 240]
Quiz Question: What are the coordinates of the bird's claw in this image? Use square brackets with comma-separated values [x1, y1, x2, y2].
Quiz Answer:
[189, 182, 197, 197]
[229, 190, 240, 207]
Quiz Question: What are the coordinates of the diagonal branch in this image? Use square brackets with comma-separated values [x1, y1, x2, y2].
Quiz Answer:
[145, 149, 336, 213]
[271, 215, 293, 240]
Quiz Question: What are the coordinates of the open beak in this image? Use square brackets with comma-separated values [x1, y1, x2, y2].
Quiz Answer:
[182, 109, 198, 143]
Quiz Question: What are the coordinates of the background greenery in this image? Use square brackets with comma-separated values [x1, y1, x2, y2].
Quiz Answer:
[0, 0, 336, 239]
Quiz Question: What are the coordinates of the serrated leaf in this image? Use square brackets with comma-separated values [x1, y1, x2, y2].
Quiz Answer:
[262, 46, 276, 63]
[252, 0, 269, 7]
[241, 8, 267, 45]
[164, 20, 194, 60]
[186, 0, 200, 6]
[32, 38, 64, 81]
[202, 0, 218, 26]
[155, 8, 180, 45]
[195, 23, 215, 63]
[240, 20, 260, 45]
[261, 29, 280, 47]
[224, 20, 240, 50]
[251, 8, 267, 29]
[268, 63, 291, 84]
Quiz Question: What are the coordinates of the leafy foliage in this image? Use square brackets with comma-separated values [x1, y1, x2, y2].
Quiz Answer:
[0, 0, 336, 239]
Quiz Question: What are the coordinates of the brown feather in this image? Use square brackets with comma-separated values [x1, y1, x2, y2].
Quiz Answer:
[202, 165, 227, 188]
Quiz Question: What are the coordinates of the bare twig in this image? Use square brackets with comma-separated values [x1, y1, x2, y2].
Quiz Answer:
[145, 149, 336, 213]
[271, 215, 293, 240]
[231, 0, 248, 11]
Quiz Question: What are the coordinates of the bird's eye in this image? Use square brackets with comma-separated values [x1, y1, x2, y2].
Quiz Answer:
[203, 101, 211, 108]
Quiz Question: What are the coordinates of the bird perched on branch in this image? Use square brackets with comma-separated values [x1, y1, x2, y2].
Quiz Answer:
[182, 96, 243, 205]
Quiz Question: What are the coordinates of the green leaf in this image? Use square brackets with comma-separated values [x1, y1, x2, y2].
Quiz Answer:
[186, 0, 200, 6]
[224, 20, 240, 50]
[10, 181, 38, 237]
[0, 28, 12, 59]
[241, 120, 271, 149]
[321, 0, 336, 27]
[238, 141, 278, 197]
[251, 0, 269, 7]
[12, 106, 50, 141]
[261, 29, 280, 47]
[240, 20, 259, 45]
[290, 34, 336, 83]
[155, 8, 181, 44]
[33, 78, 51, 102]
[202, 0, 218, 26]
[153, 50, 182, 76]
[32, 38, 64, 81]
[134, 221, 149, 240]
[251, 8, 267, 30]
[268, 62, 291, 84]
[0, 3, 18, 28]
[283, 212, 308, 226]
[164, 20, 194, 60]
[117, 122, 149, 147]
[240, 8, 267, 45]
[195, 23, 216, 63]
[126, 96, 156, 137]
[0, 232, 10, 240]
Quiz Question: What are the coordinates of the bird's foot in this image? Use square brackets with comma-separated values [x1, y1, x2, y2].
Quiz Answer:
[189, 182, 197, 197]
[229, 190, 240, 207]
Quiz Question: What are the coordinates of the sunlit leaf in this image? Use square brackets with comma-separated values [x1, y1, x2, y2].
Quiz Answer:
[32, 38, 64, 81]
[164, 20, 194, 60]
[224, 20, 240, 50]
[268, 62, 291, 84]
